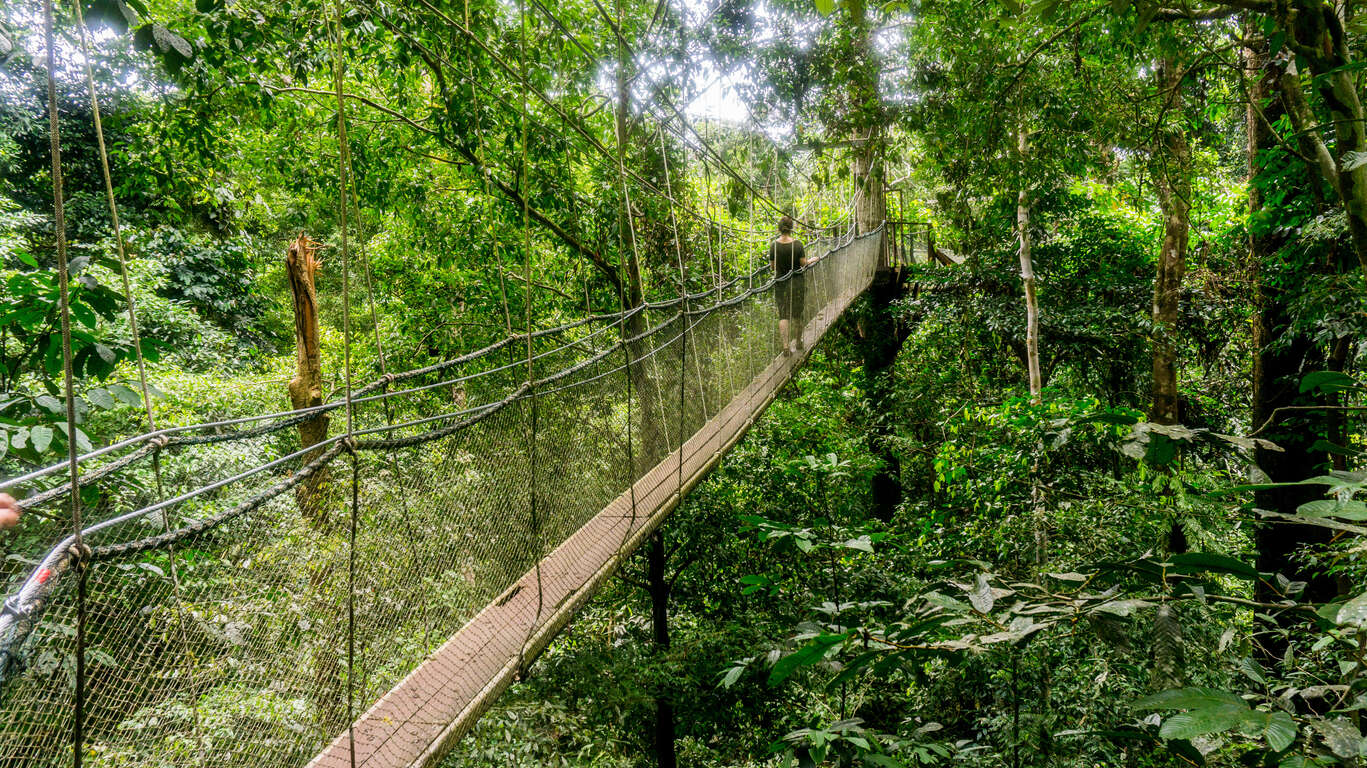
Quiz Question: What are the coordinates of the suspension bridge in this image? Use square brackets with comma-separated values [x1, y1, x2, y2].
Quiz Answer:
[0, 0, 948, 763]
[0, 220, 940, 767]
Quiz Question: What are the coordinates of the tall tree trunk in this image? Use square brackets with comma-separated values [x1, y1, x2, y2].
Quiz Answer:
[843, 0, 902, 521]
[1150, 57, 1190, 425]
[1246, 36, 1339, 623]
[648, 532, 676, 768]
[854, 126, 885, 237]
[1017, 126, 1042, 404]
[858, 279, 908, 522]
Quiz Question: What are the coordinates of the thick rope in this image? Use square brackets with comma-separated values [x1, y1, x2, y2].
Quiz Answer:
[41, 2, 86, 763]
[68, 3, 207, 760]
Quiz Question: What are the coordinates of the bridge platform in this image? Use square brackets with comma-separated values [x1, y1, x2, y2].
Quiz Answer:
[308, 264, 867, 768]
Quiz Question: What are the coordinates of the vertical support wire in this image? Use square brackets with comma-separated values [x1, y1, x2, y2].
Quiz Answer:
[518, 0, 545, 670]
[69, 4, 207, 761]
[612, 0, 642, 555]
[329, 6, 360, 764]
[42, 3, 85, 765]
[655, 125, 689, 498]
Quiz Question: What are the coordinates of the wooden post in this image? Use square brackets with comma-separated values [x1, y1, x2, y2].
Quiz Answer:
[286, 233, 331, 525]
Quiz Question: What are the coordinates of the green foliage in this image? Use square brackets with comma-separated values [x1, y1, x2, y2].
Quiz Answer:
[131, 228, 266, 339]
[1, 249, 161, 463]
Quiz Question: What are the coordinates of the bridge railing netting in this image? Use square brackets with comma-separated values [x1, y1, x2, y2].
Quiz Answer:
[0, 229, 881, 768]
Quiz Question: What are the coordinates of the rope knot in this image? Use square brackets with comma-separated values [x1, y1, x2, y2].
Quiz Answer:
[381, 373, 397, 387]
[150, 435, 170, 451]
[67, 541, 93, 567]
[343, 436, 358, 454]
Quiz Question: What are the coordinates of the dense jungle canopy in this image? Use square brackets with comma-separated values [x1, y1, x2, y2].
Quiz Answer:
[2, 0, 1367, 764]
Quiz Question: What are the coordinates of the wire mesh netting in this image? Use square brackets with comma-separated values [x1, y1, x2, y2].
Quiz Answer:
[0, 230, 882, 768]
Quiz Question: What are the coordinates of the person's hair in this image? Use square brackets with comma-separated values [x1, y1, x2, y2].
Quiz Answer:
[777, 215, 795, 235]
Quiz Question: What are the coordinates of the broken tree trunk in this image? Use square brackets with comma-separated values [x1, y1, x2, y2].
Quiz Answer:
[287, 232, 331, 525]
[286, 233, 347, 729]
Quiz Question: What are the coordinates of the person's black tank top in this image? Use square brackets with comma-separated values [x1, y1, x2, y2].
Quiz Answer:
[771, 240, 805, 276]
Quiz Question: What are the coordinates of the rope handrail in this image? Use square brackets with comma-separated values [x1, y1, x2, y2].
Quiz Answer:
[0, 220, 886, 767]
[0, 256, 790, 501]
[0, 230, 875, 669]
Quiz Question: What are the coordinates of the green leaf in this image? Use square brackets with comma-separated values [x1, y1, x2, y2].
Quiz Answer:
[1335, 591, 1367, 627]
[107, 384, 143, 408]
[1158, 708, 1247, 740]
[1092, 599, 1153, 617]
[1168, 552, 1259, 580]
[842, 536, 874, 552]
[54, 423, 92, 453]
[1342, 152, 1367, 173]
[1312, 718, 1362, 758]
[813, 0, 835, 15]
[86, 388, 116, 410]
[1296, 499, 1367, 521]
[16, 251, 38, 268]
[36, 395, 63, 415]
[1135, 688, 1247, 711]
[1300, 370, 1360, 394]
[1263, 711, 1297, 752]
[769, 633, 846, 686]
[29, 425, 53, 454]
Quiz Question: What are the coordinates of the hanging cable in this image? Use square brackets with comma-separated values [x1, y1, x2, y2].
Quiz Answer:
[656, 124, 704, 476]
[613, 0, 643, 555]
[330, 5, 360, 763]
[42, 2, 87, 765]
[518, 0, 545, 672]
[68, 3, 208, 761]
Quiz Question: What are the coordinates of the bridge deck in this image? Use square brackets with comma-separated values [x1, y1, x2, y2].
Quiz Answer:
[308, 273, 867, 768]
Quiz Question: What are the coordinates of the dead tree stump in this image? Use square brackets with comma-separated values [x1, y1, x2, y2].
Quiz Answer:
[287, 233, 331, 526]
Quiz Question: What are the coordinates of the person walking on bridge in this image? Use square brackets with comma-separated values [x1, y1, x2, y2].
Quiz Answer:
[771, 215, 810, 356]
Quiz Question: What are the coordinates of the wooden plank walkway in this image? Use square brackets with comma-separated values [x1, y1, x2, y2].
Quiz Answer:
[308, 273, 870, 768]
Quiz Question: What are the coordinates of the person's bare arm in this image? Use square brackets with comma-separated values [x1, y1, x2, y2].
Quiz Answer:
[0, 493, 20, 529]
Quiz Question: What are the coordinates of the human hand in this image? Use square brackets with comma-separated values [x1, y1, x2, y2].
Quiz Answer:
[0, 493, 20, 529]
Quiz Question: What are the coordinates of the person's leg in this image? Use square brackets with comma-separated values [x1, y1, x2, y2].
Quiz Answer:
[779, 318, 790, 355]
